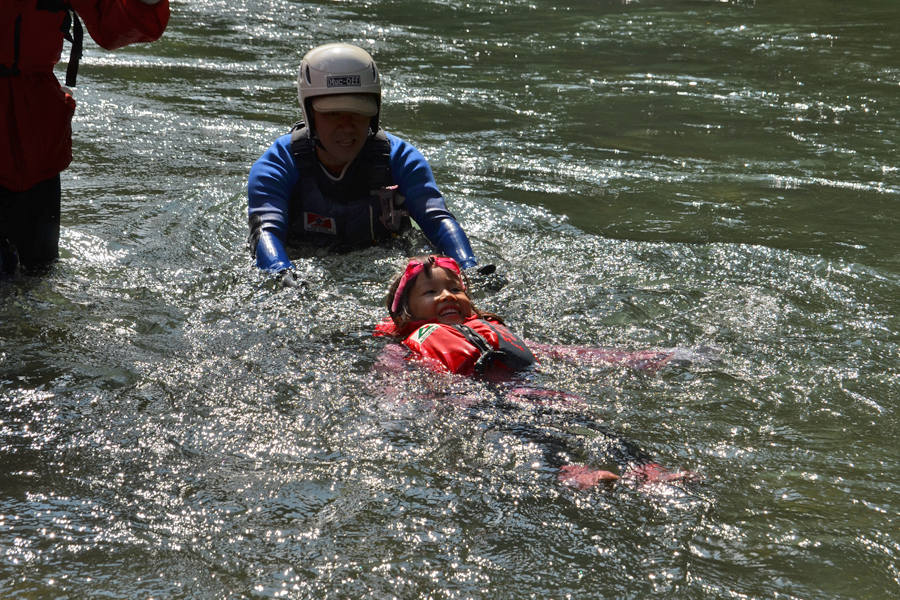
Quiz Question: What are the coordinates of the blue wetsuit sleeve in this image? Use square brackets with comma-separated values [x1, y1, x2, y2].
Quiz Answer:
[247, 134, 298, 273]
[253, 230, 292, 273]
[387, 133, 478, 269]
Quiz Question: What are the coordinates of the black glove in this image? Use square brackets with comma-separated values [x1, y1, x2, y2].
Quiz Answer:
[466, 264, 507, 292]
[277, 269, 308, 290]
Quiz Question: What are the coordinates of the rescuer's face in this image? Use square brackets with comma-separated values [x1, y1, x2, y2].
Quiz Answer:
[313, 109, 370, 173]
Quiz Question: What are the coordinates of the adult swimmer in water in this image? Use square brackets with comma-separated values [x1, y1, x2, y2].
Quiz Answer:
[374, 255, 699, 490]
[246, 43, 498, 288]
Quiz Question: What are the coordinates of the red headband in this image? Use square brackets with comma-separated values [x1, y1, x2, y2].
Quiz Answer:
[391, 256, 464, 314]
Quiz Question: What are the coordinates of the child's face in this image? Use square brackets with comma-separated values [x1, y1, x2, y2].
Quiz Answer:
[407, 267, 473, 325]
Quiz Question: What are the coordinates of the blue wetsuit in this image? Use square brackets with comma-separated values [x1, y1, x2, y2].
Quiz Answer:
[247, 131, 477, 273]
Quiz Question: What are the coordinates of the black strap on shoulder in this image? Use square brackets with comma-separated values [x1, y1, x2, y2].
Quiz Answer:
[452, 324, 499, 374]
[367, 129, 393, 189]
[289, 122, 309, 152]
[62, 6, 83, 87]
[289, 122, 317, 180]
[0, 15, 23, 77]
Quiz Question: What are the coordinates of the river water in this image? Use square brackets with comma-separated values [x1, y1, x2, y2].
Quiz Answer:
[2, 0, 899, 598]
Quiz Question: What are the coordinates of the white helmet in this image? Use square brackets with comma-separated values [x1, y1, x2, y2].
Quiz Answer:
[297, 43, 382, 137]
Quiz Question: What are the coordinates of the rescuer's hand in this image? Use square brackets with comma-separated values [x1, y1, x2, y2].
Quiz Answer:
[278, 269, 308, 290]
[466, 264, 507, 292]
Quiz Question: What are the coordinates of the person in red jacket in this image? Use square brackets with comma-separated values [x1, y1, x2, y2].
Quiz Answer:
[376, 255, 701, 490]
[0, 0, 170, 274]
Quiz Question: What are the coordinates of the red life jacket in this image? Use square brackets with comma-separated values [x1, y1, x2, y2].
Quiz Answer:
[1, 0, 169, 191]
[402, 315, 537, 376]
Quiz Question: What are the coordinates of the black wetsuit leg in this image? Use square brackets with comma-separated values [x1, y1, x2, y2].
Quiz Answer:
[0, 175, 61, 270]
[467, 396, 655, 473]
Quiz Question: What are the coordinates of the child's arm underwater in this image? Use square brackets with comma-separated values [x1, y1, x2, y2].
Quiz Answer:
[558, 463, 699, 490]
[527, 341, 720, 372]
[527, 341, 674, 372]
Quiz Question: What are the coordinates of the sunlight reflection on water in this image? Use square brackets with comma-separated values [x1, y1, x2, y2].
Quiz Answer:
[2, 0, 900, 597]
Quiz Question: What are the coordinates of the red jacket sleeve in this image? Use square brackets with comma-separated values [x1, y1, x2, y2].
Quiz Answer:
[72, 0, 170, 50]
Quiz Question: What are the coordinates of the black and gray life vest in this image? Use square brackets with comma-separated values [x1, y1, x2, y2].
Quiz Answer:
[287, 124, 410, 249]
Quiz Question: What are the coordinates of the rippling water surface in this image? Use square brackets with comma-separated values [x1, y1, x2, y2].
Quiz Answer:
[2, 0, 899, 598]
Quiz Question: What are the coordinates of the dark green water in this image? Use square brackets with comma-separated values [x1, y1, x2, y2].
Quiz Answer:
[2, 0, 899, 598]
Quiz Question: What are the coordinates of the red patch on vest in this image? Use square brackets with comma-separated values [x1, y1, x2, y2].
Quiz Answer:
[304, 212, 337, 235]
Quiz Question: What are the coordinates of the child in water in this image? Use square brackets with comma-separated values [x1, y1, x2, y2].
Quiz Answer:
[375, 255, 697, 490]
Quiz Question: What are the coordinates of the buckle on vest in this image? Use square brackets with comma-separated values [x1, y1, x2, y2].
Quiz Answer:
[374, 185, 408, 231]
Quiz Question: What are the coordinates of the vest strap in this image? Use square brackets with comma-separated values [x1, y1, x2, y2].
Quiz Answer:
[0, 16, 23, 77]
[452, 324, 501, 374]
[62, 7, 84, 88]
